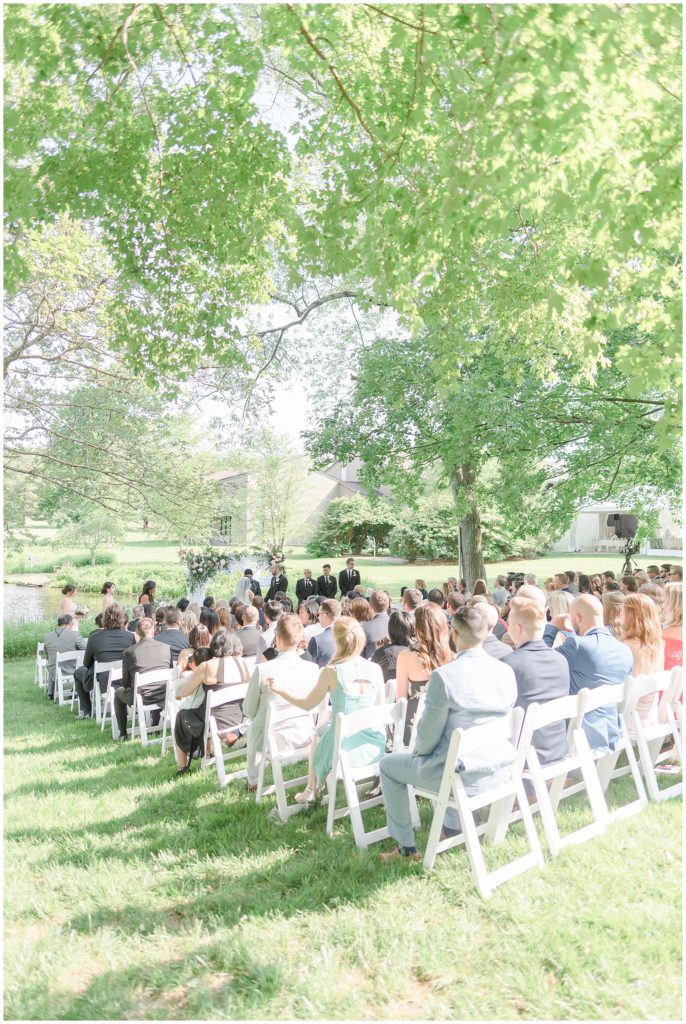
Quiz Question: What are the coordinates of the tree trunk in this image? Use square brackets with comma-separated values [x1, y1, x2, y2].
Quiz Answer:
[450, 462, 486, 587]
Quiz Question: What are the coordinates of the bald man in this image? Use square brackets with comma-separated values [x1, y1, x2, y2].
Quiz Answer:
[543, 594, 632, 752]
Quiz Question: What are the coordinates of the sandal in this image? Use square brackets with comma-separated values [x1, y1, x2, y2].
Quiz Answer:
[175, 764, 192, 777]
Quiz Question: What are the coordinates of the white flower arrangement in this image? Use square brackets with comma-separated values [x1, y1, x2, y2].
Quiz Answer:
[178, 547, 250, 591]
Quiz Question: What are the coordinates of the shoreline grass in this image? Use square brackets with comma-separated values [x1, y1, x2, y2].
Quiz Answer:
[3, 655, 682, 1020]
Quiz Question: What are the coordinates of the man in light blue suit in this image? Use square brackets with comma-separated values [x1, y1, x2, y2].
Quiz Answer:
[543, 593, 632, 752]
[379, 604, 518, 862]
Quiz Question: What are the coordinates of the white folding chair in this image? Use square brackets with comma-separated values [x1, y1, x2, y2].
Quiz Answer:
[131, 669, 172, 746]
[100, 665, 124, 736]
[35, 643, 48, 689]
[255, 699, 320, 821]
[384, 677, 397, 702]
[625, 668, 682, 803]
[325, 700, 408, 849]
[242, 655, 256, 675]
[160, 666, 179, 756]
[55, 650, 85, 707]
[92, 660, 123, 723]
[562, 682, 649, 822]
[418, 709, 544, 897]
[206, 682, 251, 785]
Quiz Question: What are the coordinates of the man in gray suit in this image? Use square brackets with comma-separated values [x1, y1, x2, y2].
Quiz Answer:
[237, 605, 261, 657]
[361, 590, 390, 659]
[113, 618, 171, 740]
[307, 599, 341, 668]
[379, 604, 517, 861]
[43, 615, 87, 699]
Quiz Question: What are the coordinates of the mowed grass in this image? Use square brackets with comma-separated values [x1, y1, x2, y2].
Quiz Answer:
[4, 657, 682, 1020]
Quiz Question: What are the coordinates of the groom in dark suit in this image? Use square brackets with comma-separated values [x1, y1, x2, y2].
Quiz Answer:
[244, 569, 262, 597]
[265, 563, 288, 601]
[295, 568, 318, 606]
[338, 557, 361, 598]
[317, 564, 338, 599]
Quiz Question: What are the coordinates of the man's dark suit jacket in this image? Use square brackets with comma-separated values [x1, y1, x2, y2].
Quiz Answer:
[338, 567, 361, 597]
[121, 636, 172, 696]
[307, 626, 335, 668]
[265, 573, 289, 600]
[82, 628, 136, 690]
[317, 574, 338, 599]
[503, 639, 570, 765]
[295, 577, 319, 605]
[248, 578, 262, 597]
[483, 633, 513, 661]
[155, 628, 189, 664]
[361, 612, 390, 659]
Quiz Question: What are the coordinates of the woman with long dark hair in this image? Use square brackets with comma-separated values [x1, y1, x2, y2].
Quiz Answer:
[395, 604, 453, 746]
[138, 580, 157, 611]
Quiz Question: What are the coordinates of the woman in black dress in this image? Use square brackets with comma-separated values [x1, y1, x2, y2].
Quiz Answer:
[173, 628, 251, 775]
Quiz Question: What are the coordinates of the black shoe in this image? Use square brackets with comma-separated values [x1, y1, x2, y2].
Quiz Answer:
[115, 734, 129, 742]
[76, 712, 90, 721]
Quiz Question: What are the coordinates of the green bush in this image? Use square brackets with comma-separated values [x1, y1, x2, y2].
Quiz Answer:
[5, 550, 116, 574]
[50, 562, 243, 601]
[4, 619, 89, 660]
[306, 497, 396, 557]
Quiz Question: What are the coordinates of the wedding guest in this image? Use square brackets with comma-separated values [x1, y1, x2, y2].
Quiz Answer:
[578, 574, 594, 595]
[553, 573, 571, 592]
[182, 608, 199, 635]
[306, 598, 341, 668]
[243, 614, 321, 791]
[298, 599, 323, 642]
[492, 576, 509, 608]
[565, 571, 579, 595]
[401, 587, 422, 617]
[139, 580, 157, 611]
[218, 607, 232, 630]
[257, 600, 283, 657]
[60, 585, 78, 617]
[379, 603, 518, 861]
[73, 603, 135, 718]
[236, 605, 261, 657]
[590, 574, 604, 598]
[177, 623, 211, 675]
[620, 594, 665, 725]
[113, 617, 171, 741]
[472, 579, 488, 597]
[395, 604, 453, 746]
[89, 613, 104, 635]
[639, 582, 666, 623]
[317, 564, 338, 599]
[350, 597, 372, 623]
[188, 602, 202, 621]
[602, 570, 616, 583]
[269, 616, 385, 804]
[670, 565, 683, 582]
[602, 590, 626, 637]
[43, 614, 87, 699]
[176, 598, 190, 613]
[546, 590, 575, 648]
[251, 593, 266, 629]
[203, 596, 216, 610]
[154, 607, 167, 635]
[156, 608, 189, 663]
[663, 583, 683, 670]
[524, 573, 538, 587]
[361, 590, 391, 659]
[621, 575, 639, 594]
[199, 607, 221, 636]
[101, 581, 116, 613]
[276, 593, 293, 613]
[467, 597, 511, 660]
[371, 610, 416, 683]
[646, 565, 661, 581]
[427, 588, 446, 608]
[415, 578, 429, 600]
[604, 580, 620, 592]
[233, 602, 247, 627]
[127, 604, 145, 632]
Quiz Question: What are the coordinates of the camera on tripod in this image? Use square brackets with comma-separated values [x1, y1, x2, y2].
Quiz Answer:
[606, 514, 640, 575]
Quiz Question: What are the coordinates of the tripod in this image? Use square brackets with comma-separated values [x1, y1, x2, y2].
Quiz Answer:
[619, 541, 640, 577]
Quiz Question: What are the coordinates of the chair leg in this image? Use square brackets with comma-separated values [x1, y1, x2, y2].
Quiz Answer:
[326, 773, 337, 837]
[455, 783, 492, 899]
[341, 757, 366, 849]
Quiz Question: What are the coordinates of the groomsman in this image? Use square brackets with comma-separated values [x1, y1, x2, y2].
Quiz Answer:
[338, 557, 361, 597]
[295, 568, 318, 606]
[265, 563, 289, 601]
[317, 564, 338, 599]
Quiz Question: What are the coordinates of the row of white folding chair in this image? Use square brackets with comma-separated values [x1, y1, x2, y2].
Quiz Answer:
[623, 666, 682, 803]
[254, 699, 322, 818]
[92, 660, 123, 724]
[35, 643, 48, 690]
[55, 650, 85, 707]
[131, 669, 174, 746]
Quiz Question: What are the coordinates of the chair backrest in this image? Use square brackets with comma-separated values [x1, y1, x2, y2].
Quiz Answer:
[109, 666, 123, 686]
[242, 655, 256, 675]
[384, 677, 397, 702]
[623, 672, 672, 718]
[407, 691, 427, 751]
[37, 643, 45, 656]
[582, 681, 627, 715]
[446, 707, 524, 767]
[336, 702, 397, 741]
[520, 692, 584, 742]
[94, 659, 123, 679]
[56, 649, 85, 669]
[133, 668, 172, 693]
[206, 682, 250, 710]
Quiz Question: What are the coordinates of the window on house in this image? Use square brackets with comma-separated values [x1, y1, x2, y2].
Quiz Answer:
[218, 515, 232, 539]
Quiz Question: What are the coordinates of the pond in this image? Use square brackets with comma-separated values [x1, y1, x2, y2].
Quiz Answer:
[3, 584, 104, 623]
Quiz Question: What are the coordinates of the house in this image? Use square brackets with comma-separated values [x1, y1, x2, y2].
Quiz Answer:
[211, 459, 389, 547]
[550, 501, 682, 556]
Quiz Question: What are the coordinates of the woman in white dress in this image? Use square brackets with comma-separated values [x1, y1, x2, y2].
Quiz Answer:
[60, 585, 78, 617]
[101, 581, 116, 613]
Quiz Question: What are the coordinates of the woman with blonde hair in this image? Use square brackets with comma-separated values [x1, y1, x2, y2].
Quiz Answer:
[395, 603, 453, 745]
[602, 590, 625, 638]
[181, 608, 199, 636]
[663, 582, 683, 670]
[269, 616, 385, 804]
[547, 590, 575, 648]
[414, 578, 428, 600]
[638, 582, 665, 625]
[620, 594, 665, 726]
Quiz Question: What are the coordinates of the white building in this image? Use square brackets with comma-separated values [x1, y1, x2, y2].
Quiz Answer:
[550, 501, 682, 556]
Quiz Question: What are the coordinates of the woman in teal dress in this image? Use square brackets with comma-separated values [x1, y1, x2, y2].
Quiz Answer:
[268, 616, 386, 803]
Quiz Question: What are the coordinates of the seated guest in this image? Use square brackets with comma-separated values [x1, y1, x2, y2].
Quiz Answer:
[602, 590, 626, 637]
[670, 565, 683, 583]
[524, 573, 538, 587]
[472, 579, 488, 597]
[188, 602, 202, 621]
[590, 574, 604, 598]
[236, 605, 261, 656]
[663, 583, 683, 670]
[295, 568, 319, 606]
[298, 598, 323, 642]
[361, 590, 391, 659]
[218, 607, 232, 630]
[182, 608, 199, 635]
[396, 604, 453, 747]
[553, 573, 572, 592]
[199, 608, 221, 636]
[638, 582, 665, 624]
[233, 602, 247, 627]
[646, 565, 661, 581]
[173, 628, 250, 773]
[203, 596, 216, 610]
[602, 570, 616, 584]
[113, 618, 172, 741]
[242, 614, 321, 790]
[467, 597, 511, 660]
[604, 580, 620, 592]
[276, 593, 294, 613]
[177, 623, 211, 676]
[252, 593, 266, 629]
[89, 613, 104, 636]
[306, 598, 341, 668]
[578, 574, 594, 595]
[317, 564, 338, 599]
[446, 592, 465, 616]
[257, 600, 284, 657]
[127, 605, 145, 632]
[660, 563, 672, 580]
[415, 579, 429, 600]
[73, 604, 135, 719]
[155, 609, 189, 664]
[269, 616, 385, 804]
[565, 571, 579, 595]
[401, 587, 422, 619]
[427, 588, 446, 609]
[543, 594, 632, 752]
[371, 610, 416, 683]
[379, 604, 518, 861]
[154, 607, 167, 635]
[620, 575, 639, 595]
[504, 598, 570, 765]
[43, 614, 87, 699]
[176, 598, 190, 613]
[350, 597, 372, 624]
[620, 594, 665, 726]
[492, 576, 510, 608]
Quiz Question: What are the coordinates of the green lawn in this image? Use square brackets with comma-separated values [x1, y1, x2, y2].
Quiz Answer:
[4, 657, 682, 1020]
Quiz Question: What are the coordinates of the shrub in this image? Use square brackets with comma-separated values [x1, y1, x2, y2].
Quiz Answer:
[306, 497, 395, 557]
[50, 562, 243, 601]
[5, 550, 116, 575]
[4, 619, 88, 660]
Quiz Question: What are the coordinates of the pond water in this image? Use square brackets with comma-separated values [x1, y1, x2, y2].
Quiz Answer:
[3, 584, 104, 623]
